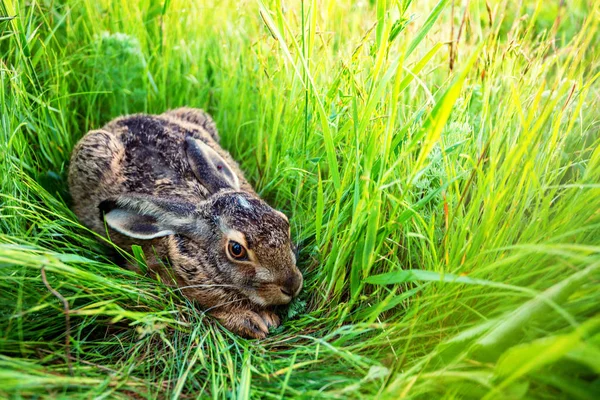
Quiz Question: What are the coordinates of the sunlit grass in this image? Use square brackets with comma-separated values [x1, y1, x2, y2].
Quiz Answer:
[1, 0, 599, 398]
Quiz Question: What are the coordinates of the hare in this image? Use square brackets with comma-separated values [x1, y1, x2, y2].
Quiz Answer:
[68, 108, 302, 338]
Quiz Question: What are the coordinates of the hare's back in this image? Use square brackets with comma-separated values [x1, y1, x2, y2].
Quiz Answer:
[68, 114, 213, 232]
[105, 111, 254, 197]
[103, 114, 214, 200]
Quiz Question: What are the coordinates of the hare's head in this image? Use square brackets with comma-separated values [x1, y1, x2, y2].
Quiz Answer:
[99, 136, 302, 306]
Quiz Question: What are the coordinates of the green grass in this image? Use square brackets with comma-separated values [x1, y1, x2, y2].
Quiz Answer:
[1, 0, 599, 398]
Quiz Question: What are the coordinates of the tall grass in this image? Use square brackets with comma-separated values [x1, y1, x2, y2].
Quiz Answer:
[1, 0, 599, 398]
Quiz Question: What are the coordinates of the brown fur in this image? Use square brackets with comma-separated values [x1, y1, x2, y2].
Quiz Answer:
[69, 108, 302, 339]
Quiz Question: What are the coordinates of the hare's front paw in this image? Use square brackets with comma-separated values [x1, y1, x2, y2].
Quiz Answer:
[212, 309, 279, 339]
[257, 309, 280, 330]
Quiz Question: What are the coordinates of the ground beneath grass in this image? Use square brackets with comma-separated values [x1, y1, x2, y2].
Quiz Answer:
[1, 0, 599, 398]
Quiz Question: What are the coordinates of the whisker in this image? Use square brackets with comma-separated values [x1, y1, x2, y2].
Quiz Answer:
[203, 298, 245, 314]
[174, 283, 237, 291]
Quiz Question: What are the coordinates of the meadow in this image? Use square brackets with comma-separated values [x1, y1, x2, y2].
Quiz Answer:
[1, 0, 599, 398]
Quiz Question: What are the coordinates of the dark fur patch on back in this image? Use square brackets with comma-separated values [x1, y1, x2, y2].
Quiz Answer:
[111, 116, 205, 198]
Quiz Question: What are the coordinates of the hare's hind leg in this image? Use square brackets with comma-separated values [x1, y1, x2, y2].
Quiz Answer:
[163, 107, 220, 143]
[68, 130, 125, 232]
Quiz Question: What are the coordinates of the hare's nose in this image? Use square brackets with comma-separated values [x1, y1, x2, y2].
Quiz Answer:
[281, 272, 303, 298]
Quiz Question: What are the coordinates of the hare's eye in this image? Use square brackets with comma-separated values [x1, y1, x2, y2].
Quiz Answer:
[228, 240, 248, 260]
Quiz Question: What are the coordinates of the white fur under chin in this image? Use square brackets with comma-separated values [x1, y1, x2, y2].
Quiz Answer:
[246, 291, 268, 307]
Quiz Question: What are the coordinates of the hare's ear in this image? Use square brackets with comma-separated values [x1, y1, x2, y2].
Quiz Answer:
[99, 195, 198, 240]
[185, 136, 240, 194]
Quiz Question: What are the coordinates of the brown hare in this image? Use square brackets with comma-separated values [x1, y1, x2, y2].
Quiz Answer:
[68, 108, 302, 338]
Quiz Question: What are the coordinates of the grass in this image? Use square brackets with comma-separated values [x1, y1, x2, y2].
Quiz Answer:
[1, 0, 599, 398]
